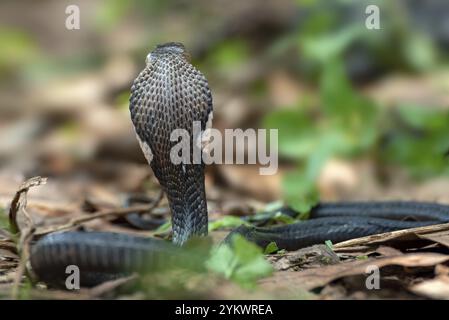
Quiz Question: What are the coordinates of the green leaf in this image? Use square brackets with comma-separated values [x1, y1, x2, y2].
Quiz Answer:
[0, 27, 38, 74]
[282, 169, 319, 214]
[403, 34, 437, 72]
[231, 236, 274, 287]
[206, 235, 273, 289]
[208, 215, 249, 232]
[263, 108, 318, 159]
[302, 26, 361, 64]
[320, 59, 379, 154]
[397, 104, 448, 131]
[271, 211, 296, 224]
[94, 0, 131, 29]
[206, 244, 238, 279]
[325, 240, 334, 251]
[245, 208, 296, 225]
[152, 220, 172, 235]
[381, 104, 449, 177]
[264, 242, 279, 254]
[262, 201, 284, 212]
[207, 39, 249, 70]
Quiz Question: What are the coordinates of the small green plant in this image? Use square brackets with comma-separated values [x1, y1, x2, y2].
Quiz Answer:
[152, 220, 172, 236]
[264, 242, 279, 254]
[208, 215, 250, 232]
[206, 235, 273, 289]
[324, 240, 334, 251]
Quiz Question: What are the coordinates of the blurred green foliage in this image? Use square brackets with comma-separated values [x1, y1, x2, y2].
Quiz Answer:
[134, 235, 273, 297]
[201, 39, 250, 78]
[265, 58, 379, 212]
[206, 235, 273, 289]
[94, 0, 132, 30]
[263, 0, 448, 212]
[94, 0, 173, 30]
[0, 207, 9, 232]
[403, 33, 438, 72]
[0, 27, 39, 79]
[207, 40, 249, 68]
[383, 105, 449, 177]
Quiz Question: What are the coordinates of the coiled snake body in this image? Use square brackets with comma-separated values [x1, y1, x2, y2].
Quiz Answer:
[29, 43, 449, 287]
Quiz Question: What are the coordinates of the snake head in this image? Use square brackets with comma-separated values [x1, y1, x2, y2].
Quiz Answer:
[146, 42, 190, 65]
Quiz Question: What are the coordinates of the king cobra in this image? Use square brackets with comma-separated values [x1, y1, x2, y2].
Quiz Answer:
[29, 43, 449, 287]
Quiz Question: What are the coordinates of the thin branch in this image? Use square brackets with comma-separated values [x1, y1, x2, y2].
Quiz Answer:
[8, 176, 46, 234]
[9, 177, 46, 299]
[87, 274, 138, 298]
[35, 194, 163, 236]
[334, 222, 449, 249]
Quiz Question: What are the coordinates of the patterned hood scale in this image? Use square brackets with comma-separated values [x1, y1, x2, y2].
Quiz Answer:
[129, 42, 213, 245]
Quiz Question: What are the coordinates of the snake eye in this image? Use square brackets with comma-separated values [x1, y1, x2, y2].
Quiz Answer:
[145, 53, 154, 65]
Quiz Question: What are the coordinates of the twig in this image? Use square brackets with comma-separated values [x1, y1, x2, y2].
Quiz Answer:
[9, 176, 46, 299]
[0, 240, 17, 253]
[10, 225, 35, 299]
[334, 222, 449, 249]
[7, 177, 163, 298]
[35, 194, 163, 236]
[8, 176, 46, 234]
[86, 274, 138, 298]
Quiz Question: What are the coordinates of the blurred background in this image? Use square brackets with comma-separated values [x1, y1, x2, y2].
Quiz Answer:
[0, 0, 449, 222]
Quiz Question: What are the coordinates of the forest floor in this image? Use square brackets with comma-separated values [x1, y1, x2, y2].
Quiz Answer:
[1, 168, 449, 300]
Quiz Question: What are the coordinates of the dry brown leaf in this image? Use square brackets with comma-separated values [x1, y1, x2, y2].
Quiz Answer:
[318, 159, 358, 199]
[0, 248, 18, 260]
[417, 230, 449, 249]
[0, 261, 18, 269]
[0, 240, 16, 253]
[334, 245, 403, 259]
[85, 274, 138, 299]
[364, 71, 449, 108]
[410, 275, 449, 300]
[435, 264, 449, 276]
[218, 165, 282, 201]
[259, 253, 449, 291]
[375, 246, 404, 257]
[266, 70, 304, 107]
[268, 245, 339, 271]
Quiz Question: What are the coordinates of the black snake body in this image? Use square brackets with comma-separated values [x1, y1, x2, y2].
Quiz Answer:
[129, 43, 212, 245]
[29, 43, 449, 287]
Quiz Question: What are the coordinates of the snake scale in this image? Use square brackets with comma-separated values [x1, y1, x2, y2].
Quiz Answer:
[29, 43, 449, 287]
